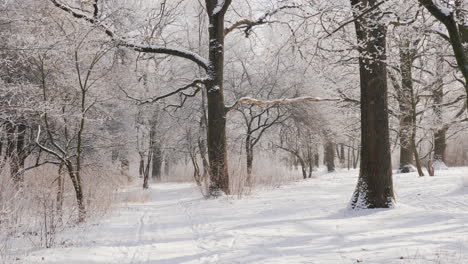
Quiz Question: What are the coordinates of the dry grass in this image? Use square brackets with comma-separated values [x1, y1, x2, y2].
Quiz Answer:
[0, 161, 130, 263]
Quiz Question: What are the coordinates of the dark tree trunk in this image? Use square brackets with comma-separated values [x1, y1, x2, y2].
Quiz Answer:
[3, 122, 15, 165]
[56, 163, 65, 222]
[350, 0, 395, 209]
[397, 39, 415, 174]
[325, 141, 335, 172]
[433, 128, 447, 163]
[138, 152, 144, 178]
[198, 93, 210, 182]
[143, 151, 152, 189]
[347, 146, 351, 170]
[246, 136, 253, 186]
[314, 153, 319, 168]
[298, 157, 307, 180]
[340, 143, 345, 165]
[432, 58, 447, 166]
[206, 2, 230, 196]
[353, 147, 360, 169]
[164, 153, 170, 177]
[11, 123, 27, 182]
[400, 40, 424, 176]
[151, 143, 163, 181]
[65, 161, 85, 222]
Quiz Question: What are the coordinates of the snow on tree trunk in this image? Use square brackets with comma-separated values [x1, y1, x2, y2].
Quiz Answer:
[349, 0, 395, 209]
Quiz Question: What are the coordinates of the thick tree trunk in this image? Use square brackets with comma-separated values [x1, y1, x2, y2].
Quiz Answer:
[206, 5, 230, 196]
[325, 141, 335, 172]
[350, 0, 395, 209]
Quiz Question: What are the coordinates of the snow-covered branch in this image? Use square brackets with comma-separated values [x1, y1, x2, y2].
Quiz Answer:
[224, 4, 301, 37]
[49, 0, 209, 70]
[120, 78, 207, 105]
[226, 96, 339, 112]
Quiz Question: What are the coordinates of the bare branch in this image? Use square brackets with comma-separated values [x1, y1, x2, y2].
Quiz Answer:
[49, 0, 209, 70]
[119, 78, 207, 105]
[323, 0, 386, 38]
[226, 96, 339, 112]
[224, 4, 301, 37]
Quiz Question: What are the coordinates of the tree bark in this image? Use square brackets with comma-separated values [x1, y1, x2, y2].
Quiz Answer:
[151, 143, 162, 181]
[245, 135, 253, 186]
[314, 153, 319, 168]
[349, 0, 395, 209]
[432, 56, 447, 166]
[400, 40, 424, 176]
[398, 39, 415, 174]
[206, 1, 231, 196]
[325, 141, 335, 172]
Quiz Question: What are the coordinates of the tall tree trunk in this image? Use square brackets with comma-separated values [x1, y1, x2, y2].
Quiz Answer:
[198, 91, 210, 182]
[299, 157, 307, 179]
[3, 123, 15, 167]
[432, 55, 447, 167]
[392, 37, 415, 174]
[400, 40, 424, 177]
[65, 161, 85, 222]
[164, 152, 171, 177]
[325, 141, 335, 172]
[245, 136, 253, 186]
[151, 143, 163, 181]
[11, 123, 27, 183]
[340, 143, 345, 165]
[138, 155, 144, 178]
[206, 3, 230, 196]
[350, 0, 395, 209]
[314, 153, 319, 168]
[56, 163, 65, 222]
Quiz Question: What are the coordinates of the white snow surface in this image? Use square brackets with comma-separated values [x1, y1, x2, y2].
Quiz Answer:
[21, 168, 468, 264]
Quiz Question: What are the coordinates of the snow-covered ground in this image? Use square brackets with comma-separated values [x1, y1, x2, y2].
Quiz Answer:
[21, 168, 468, 264]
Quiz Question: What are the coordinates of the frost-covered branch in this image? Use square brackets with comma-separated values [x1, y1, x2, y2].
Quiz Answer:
[120, 78, 207, 105]
[49, 0, 209, 70]
[324, 0, 386, 38]
[418, 0, 468, 109]
[226, 96, 339, 112]
[224, 4, 301, 37]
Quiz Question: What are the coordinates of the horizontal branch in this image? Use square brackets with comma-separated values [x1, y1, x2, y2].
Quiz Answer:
[226, 96, 340, 112]
[49, 0, 209, 70]
[225, 4, 300, 36]
[120, 78, 207, 105]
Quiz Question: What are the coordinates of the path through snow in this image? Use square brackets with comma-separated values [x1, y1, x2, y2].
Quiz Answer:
[23, 168, 468, 264]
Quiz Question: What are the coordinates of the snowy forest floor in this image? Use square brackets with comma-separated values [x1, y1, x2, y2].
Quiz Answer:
[19, 167, 468, 264]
